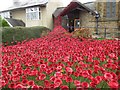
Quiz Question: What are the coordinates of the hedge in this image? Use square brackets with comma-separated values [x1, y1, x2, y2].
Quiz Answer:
[1, 26, 51, 46]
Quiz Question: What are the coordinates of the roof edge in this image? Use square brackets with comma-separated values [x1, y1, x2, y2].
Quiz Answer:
[0, 1, 48, 12]
[60, 1, 97, 16]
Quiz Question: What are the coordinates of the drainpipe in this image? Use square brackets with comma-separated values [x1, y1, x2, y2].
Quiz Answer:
[95, 11, 100, 35]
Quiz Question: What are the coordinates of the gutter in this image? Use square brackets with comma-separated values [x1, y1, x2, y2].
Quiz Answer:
[0, 2, 48, 12]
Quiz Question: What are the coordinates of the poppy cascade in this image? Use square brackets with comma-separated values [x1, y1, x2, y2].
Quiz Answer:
[1, 26, 120, 89]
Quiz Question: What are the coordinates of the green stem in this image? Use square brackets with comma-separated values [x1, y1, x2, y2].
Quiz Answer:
[69, 82, 71, 89]
[101, 81, 105, 88]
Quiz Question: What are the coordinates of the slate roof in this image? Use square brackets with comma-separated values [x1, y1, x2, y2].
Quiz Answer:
[53, 7, 65, 18]
[0, 0, 48, 12]
[60, 0, 97, 16]
[5, 18, 25, 27]
[84, 2, 96, 11]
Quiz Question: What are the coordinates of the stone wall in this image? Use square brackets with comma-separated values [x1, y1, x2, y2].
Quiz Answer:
[79, 11, 96, 35]
[97, 21, 119, 38]
[94, 0, 119, 38]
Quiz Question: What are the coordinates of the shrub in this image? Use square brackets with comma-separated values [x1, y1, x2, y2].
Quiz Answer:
[0, 16, 10, 27]
[0, 16, 2, 27]
[2, 26, 50, 46]
[2, 19, 10, 27]
[72, 28, 91, 39]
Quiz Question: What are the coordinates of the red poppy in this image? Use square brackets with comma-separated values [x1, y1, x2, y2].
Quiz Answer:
[63, 56, 70, 62]
[12, 76, 20, 82]
[82, 70, 89, 78]
[21, 79, 28, 86]
[44, 80, 50, 88]
[74, 80, 81, 87]
[108, 53, 116, 59]
[50, 84, 54, 88]
[104, 72, 113, 81]
[31, 85, 39, 90]
[12, 71, 18, 76]
[62, 74, 67, 80]
[53, 78, 62, 88]
[56, 65, 62, 71]
[27, 80, 34, 86]
[95, 76, 102, 82]
[81, 82, 89, 88]
[66, 77, 73, 83]
[108, 81, 118, 88]
[54, 72, 63, 78]
[66, 67, 73, 73]
[91, 78, 99, 85]
[73, 72, 79, 77]
[1, 80, 6, 87]
[15, 84, 24, 88]
[90, 82, 96, 88]
[60, 85, 69, 90]
[50, 76, 56, 82]
[40, 64, 46, 69]
[38, 74, 46, 80]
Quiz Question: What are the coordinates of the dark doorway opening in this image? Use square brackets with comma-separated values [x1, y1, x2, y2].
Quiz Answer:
[61, 10, 80, 33]
[69, 19, 74, 32]
[68, 10, 79, 32]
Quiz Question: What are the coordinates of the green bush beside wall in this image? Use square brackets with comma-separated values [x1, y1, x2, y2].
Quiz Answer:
[2, 26, 50, 46]
[0, 16, 10, 27]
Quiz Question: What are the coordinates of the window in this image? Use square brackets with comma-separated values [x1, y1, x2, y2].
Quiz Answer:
[0, 11, 11, 18]
[26, 7, 40, 20]
[74, 19, 80, 29]
[106, 0, 116, 18]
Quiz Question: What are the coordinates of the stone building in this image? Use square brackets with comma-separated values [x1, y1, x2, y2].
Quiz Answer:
[53, 1, 97, 33]
[95, 0, 120, 38]
[53, 0, 120, 38]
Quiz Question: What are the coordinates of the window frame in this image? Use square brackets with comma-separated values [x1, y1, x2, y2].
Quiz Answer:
[74, 19, 81, 29]
[0, 11, 11, 18]
[26, 6, 41, 20]
[106, 1, 116, 18]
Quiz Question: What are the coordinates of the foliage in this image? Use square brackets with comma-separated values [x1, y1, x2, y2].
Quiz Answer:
[72, 28, 91, 39]
[2, 19, 10, 27]
[2, 26, 50, 46]
[0, 16, 10, 27]
[0, 16, 2, 27]
[1, 26, 119, 89]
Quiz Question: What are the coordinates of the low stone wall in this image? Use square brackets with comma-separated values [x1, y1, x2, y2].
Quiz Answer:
[97, 21, 119, 38]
